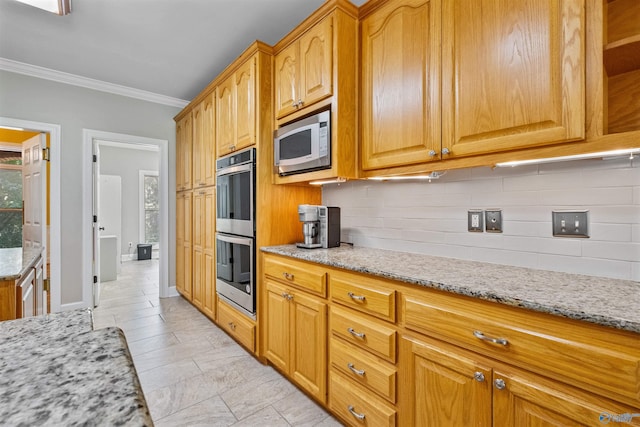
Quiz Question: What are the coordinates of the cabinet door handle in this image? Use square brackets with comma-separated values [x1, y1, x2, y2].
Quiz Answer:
[283, 272, 294, 281]
[428, 149, 437, 157]
[494, 378, 506, 390]
[441, 147, 450, 155]
[347, 405, 365, 421]
[347, 363, 365, 377]
[347, 327, 366, 339]
[281, 292, 293, 301]
[347, 292, 366, 302]
[474, 372, 485, 382]
[291, 101, 298, 108]
[228, 322, 236, 331]
[473, 330, 508, 346]
[297, 99, 303, 107]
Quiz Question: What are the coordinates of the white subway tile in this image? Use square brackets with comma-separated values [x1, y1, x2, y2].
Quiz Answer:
[633, 225, 640, 243]
[588, 223, 633, 242]
[631, 262, 640, 281]
[537, 255, 632, 280]
[537, 187, 633, 205]
[470, 248, 539, 269]
[582, 241, 640, 262]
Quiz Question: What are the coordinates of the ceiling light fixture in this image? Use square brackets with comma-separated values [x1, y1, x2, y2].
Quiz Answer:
[14, 0, 71, 15]
[368, 171, 445, 182]
[495, 148, 640, 167]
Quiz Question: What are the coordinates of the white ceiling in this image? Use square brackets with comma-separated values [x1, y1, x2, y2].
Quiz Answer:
[0, 0, 364, 104]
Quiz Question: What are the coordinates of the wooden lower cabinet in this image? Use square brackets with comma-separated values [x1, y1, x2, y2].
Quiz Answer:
[217, 298, 255, 352]
[329, 370, 396, 427]
[192, 187, 215, 320]
[399, 334, 640, 427]
[176, 191, 192, 300]
[265, 279, 327, 403]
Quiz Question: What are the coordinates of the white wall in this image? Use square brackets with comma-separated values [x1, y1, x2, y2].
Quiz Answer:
[323, 156, 640, 282]
[0, 70, 181, 306]
[99, 145, 160, 257]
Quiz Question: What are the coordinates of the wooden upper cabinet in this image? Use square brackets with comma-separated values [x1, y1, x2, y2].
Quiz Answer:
[275, 15, 333, 119]
[361, 0, 441, 170]
[216, 56, 257, 157]
[176, 112, 192, 191]
[441, 0, 585, 157]
[192, 94, 215, 188]
[235, 58, 256, 150]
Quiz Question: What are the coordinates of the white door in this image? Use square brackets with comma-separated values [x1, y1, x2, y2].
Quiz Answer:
[21, 134, 46, 253]
[92, 142, 101, 307]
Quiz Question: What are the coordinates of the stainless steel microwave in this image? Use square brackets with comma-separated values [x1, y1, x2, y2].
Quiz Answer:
[274, 110, 331, 176]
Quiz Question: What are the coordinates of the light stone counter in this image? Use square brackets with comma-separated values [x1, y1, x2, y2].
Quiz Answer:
[0, 308, 153, 426]
[261, 244, 640, 334]
[0, 247, 43, 281]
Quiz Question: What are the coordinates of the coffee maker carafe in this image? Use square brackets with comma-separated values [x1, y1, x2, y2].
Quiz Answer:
[296, 204, 341, 249]
[297, 205, 322, 249]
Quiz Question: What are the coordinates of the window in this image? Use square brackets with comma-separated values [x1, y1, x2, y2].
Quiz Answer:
[139, 170, 159, 248]
[0, 150, 23, 248]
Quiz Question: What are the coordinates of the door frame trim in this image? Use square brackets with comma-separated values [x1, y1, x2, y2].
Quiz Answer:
[82, 129, 174, 308]
[0, 117, 61, 312]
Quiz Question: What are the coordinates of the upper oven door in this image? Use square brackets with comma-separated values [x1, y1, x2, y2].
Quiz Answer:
[216, 162, 254, 237]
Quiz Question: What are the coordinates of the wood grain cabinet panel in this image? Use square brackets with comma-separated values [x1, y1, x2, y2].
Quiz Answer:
[218, 298, 255, 352]
[175, 191, 192, 300]
[192, 187, 215, 320]
[175, 113, 192, 191]
[263, 254, 327, 297]
[441, 0, 585, 156]
[329, 270, 396, 321]
[361, 0, 441, 170]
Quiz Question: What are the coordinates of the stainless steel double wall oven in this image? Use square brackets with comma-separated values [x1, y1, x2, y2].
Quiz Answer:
[215, 148, 256, 318]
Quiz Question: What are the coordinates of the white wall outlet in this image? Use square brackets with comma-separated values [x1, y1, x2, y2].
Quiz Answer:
[485, 209, 503, 233]
[468, 210, 484, 232]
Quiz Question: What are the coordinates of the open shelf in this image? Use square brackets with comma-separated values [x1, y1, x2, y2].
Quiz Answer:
[605, 0, 640, 134]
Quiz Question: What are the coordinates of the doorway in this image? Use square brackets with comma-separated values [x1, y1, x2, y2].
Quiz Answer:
[82, 129, 172, 309]
[0, 117, 61, 312]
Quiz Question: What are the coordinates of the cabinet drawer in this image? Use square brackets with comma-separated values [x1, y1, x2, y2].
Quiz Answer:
[329, 371, 396, 427]
[331, 305, 397, 363]
[330, 270, 396, 322]
[402, 292, 640, 406]
[217, 300, 255, 353]
[264, 255, 327, 297]
[331, 337, 397, 403]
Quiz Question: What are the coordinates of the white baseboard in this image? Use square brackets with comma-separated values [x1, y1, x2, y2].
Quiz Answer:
[122, 252, 160, 262]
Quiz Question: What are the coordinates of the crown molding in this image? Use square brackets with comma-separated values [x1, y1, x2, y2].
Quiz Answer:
[0, 57, 189, 108]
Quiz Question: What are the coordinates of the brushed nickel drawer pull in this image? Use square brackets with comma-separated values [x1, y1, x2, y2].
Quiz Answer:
[473, 330, 508, 346]
[347, 327, 366, 339]
[347, 363, 365, 376]
[347, 292, 366, 302]
[347, 405, 365, 421]
[283, 272, 294, 281]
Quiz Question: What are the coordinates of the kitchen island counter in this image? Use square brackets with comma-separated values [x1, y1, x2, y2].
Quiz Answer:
[0, 246, 42, 281]
[261, 244, 640, 334]
[0, 308, 153, 426]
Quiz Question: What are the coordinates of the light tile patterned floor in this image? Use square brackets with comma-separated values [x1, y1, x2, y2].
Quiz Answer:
[93, 260, 342, 427]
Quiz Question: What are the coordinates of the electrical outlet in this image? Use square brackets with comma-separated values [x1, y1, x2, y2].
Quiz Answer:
[468, 210, 484, 232]
[485, 209, 503, 233]
[552, 211, 589, 238]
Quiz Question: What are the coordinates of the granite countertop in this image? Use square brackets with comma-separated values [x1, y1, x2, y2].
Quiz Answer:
[0, 309, 153, 426]
[0, 247, 43, 281]
[261, 244, 640, 334]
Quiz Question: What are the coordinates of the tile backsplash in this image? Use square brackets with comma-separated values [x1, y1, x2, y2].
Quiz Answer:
[322, 157, 640, 281]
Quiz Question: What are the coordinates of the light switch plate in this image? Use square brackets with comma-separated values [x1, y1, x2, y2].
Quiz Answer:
[552, 210, 589, 238]
[468, 210, 484, 232]
[485, 209, 503, 233]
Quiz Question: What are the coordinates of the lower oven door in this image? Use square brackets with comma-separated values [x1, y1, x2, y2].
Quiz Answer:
[215, 233, 255, 317]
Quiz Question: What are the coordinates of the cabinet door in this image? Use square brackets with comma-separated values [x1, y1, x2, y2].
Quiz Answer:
[18, 269, 36, 319]
[235, 58, 256, 151]
[361, 0, 442, 170]
[298, 15, 333, 109]
[176, 113, 192, 190]
[274, 42, 299, 119]
[176, 192, 192, 300]
[399, 335, 492, 427]
[492, 368, 640, 427]
[442, 0, 585, 157]
[291, 290, 327, 402]
[203, 187, 216, 319]
[265, 280, 291, 372]
[192, 102, 204, 187]
[192, 190, 205, 309]
[202, 94, 216, 187]
[216, 77, 235, 157]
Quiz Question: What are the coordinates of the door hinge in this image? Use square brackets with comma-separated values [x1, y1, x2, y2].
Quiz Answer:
[43, 278, 50, 292]
[93, 215, 97, 223]
[93, 276, 98, 284]
[93, 154, 97, 162]
[42, 147, 50, 162]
